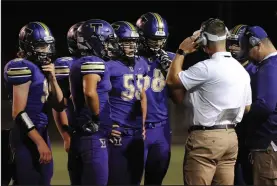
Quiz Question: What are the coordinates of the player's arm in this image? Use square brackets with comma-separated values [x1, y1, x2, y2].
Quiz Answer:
[5, 60, 52, 164]
[140, 88, 147, 139]
[52, 60, 72, 152]
[52, 109, 71, 152]
[52, 79, 70, 152]
[81, 60, 106, 119]
[140, 88, 147, 126]
[83, 74, 101, 116]
[13, 82, 52, 164]
[42, 63, 65, 112]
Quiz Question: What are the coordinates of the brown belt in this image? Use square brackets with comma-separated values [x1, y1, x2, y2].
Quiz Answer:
[188, 124, 235, 133]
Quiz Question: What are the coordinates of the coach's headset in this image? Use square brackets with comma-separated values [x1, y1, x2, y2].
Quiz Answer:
[244, 26, 262, 48]
[195, 18, 230, 47]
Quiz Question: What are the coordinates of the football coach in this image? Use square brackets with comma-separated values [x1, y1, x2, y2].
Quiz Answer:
[166, 18, 252, 185]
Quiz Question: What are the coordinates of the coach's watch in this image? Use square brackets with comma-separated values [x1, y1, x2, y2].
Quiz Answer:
[176, 48, 187, 57]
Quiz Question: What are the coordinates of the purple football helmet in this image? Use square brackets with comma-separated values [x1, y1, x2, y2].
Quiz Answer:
[136, 12, 169, 53]
[112, 21, 139, 58]
[19, 22, 56, 65]
[227, 24, 248, 62]
[67, 21, 84, 56]
[76, 19, 118, 60]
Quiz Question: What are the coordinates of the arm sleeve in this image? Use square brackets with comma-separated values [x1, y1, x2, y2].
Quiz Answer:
[4, 59, 33, 85]
[177, 61, 209, 91]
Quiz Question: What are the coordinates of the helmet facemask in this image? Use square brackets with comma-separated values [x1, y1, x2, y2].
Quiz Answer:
[119, 38, 138, 57]
[116, 38, 139, 66]
[78, 33, 119, 60]
[227, 35, 248, 63]
[137, 30, 167, 57]
[146, 37, 167, 52]
[21, 37, 56, 66]
[104, 36, 121, 60]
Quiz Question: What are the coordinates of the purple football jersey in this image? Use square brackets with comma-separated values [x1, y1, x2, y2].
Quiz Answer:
[4, 58, 49, 126]
[107, 58, 148, 129]
[142, 52, 175, 123]
[54, 56, 78, 126]
[69, 55, 112, 128]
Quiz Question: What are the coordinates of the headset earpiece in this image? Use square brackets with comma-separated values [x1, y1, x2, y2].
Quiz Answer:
[245, 26, 261, 47]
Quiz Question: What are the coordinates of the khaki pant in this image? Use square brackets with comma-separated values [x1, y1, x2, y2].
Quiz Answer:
[252, 145, 277, 185]
[183, 128, 238, 185]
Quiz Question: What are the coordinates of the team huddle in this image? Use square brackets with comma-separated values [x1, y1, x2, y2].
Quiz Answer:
[4, 11, 273, 185]
[4, 12, 175, 185]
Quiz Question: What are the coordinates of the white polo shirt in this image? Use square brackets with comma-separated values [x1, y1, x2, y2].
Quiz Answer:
[178, 52, 252, 127]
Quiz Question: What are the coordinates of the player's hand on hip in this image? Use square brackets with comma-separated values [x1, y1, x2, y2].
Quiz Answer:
[37, 140, 52, 164]
[111, 124, 121, 137]
[109, 124, 122, 144]
[41, 61, 56, 81]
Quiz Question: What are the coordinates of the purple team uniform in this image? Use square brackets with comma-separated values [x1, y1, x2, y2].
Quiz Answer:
[69, 55, 111, 185]
[4, 58, 53, 185]
[54, 56, 80, 185]
[107, 58, 148, 185]
[142, 52, 175, 184]
[54, 57, 76, 126]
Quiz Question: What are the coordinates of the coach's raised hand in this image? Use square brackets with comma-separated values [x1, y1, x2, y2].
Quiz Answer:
[178, 32, 200, 54]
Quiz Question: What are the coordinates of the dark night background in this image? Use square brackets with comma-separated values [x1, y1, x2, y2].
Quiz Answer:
[1, 1, 277, 140]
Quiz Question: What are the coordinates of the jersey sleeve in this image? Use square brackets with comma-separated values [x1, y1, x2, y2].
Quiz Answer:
[80, 56, 105, 77]
[54, 57, 74, 80]
[4, 58, 34, 85]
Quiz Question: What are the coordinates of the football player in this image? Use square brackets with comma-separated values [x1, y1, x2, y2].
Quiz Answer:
[3, 22, 65, 185]
[227, 24, 256, 74]
[107, 21, 148, 185]
[227, 24, 256, 185]
[135, 12, 175, 185]
[69, 19, 117, 185]
[52, 21, 83, 185]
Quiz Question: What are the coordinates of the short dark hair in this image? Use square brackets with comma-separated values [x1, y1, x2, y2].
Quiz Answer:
[205, 19, 226, 36]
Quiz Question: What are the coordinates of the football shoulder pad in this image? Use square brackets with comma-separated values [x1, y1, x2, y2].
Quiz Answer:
[80, 55, 105, 76]
[4, 58, 34, 85]
[54, 56, 76, 80]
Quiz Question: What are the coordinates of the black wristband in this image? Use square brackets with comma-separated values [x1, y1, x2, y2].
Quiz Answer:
[15, 111, 35, 133]
[176, 49, 187, 57]
[51, 97, 66, 112]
